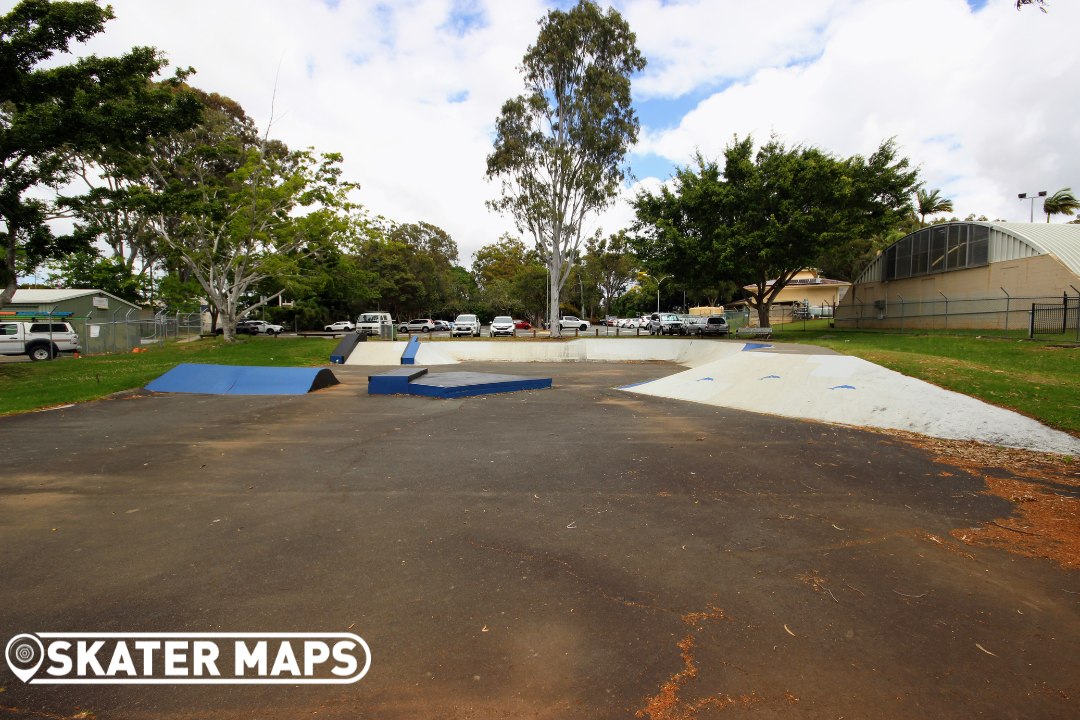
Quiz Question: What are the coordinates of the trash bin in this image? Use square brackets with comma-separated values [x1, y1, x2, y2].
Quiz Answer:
[380, 321, 394, 340]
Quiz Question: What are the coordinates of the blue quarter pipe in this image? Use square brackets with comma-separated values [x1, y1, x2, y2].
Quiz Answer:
[146, 364, 339, 395]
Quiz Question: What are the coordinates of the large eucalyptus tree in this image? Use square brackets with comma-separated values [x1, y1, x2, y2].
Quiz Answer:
[486, 0, 645, 335]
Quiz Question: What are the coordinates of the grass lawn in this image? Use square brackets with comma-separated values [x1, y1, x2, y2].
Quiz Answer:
[0, 336, 336, 416]
[772, 323, 1080, 435]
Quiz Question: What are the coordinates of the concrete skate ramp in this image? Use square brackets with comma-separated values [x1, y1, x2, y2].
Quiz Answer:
[146, 363, 339, 395]
[343, 338, 1080, 455]
[342, 341, 410, 365]
[345, 338, 739, 367]
[623, 351, 1080, 455]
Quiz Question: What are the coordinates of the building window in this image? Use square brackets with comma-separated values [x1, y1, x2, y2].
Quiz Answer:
[883, 223, 990, 281]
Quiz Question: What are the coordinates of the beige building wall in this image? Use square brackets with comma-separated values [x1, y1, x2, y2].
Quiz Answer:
[745, 269, 850, 308]
[836, 254, 1079, 330]
[774, 283, 847, 307]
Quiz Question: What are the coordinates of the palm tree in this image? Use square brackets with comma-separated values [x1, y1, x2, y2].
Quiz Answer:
[916, 188, 954, 227]
[1043, 188, 1080, 222]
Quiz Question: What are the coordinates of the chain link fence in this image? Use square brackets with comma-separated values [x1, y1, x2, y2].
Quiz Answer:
[833, 291, 1080, 340]
[65, 310, 203, 356]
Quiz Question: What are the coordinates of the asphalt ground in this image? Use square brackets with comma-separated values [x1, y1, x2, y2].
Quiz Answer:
[1, 360, 1078, 719]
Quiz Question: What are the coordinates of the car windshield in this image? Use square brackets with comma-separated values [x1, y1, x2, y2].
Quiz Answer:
[493, 316, 512, 323]
[359, 314, 381, 322]
[456, 315, 477, 322]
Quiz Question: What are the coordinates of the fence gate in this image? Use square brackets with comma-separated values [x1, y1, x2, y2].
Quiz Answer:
[1029, 295, 1079, 337]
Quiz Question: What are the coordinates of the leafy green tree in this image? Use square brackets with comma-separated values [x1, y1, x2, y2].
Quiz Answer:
[728, 137, 918, 326]
[486, 0, 645, 336]
[45, 250, 146, 303]
[387, 221, 460, 316]
[0, 0, 199, 306]
[635, 136, 919, 327]
[470, 235, 550, 321]
[145, 140, 357, 340]
[582, 231, 637, 318]
[61, 87, 249, 298]
[1043, 188, 1079, 222]
[916, 187, 953, 226]
[630, 153, 735, 303]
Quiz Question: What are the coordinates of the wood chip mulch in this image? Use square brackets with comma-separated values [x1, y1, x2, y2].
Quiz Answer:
[881, 430, 1080, 570]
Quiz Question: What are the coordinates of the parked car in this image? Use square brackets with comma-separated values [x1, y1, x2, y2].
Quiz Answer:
[433, 320, 453, 332]
[695, 315, 730, 336]
[558, 316, 590, 331]
[324, 320, 355, 332]
[216, 320, 278, 336]
[357, 312, 393, 336]
[514, 319, 532, 330]
[648, 312, 683, 335]
[241, 320, 284, 335]
[680, 316, 706, 335]
[0, 321, 80, 361]
[398, 318, 436, 333]
[490, 316, 515, 337]
[452, 314, 481, 337]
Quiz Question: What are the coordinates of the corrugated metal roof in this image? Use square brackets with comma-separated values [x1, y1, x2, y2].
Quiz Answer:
[990, 222, 1080, 277]
[7, 288, 140, 309]
[854, 221, 1080, 283]
[10, 289, 98, 303]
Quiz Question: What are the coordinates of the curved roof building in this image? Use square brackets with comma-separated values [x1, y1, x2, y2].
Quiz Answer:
[837, 222, 1080, 330]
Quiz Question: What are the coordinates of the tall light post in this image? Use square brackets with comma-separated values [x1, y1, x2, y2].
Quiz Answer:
[1018, 191, 1047, 222]
[641, 272, 672, 313]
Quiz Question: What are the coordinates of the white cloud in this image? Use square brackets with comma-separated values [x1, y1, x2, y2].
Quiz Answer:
[635, 0, 1080, 223]
[9, 0, 1079, 274]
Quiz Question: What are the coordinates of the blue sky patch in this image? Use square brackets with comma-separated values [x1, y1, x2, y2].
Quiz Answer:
[627, 152, 676, 183]
[441, 0, 487, 37]
[447, 89, 470, 104]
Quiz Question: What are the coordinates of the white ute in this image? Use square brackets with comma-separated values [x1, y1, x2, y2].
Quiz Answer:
[0, 321, 80, 361]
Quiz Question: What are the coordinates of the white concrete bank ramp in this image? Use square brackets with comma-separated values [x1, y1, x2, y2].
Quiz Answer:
[345, 338, 1080, 455]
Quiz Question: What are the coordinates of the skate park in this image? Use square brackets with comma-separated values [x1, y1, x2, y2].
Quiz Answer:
[1, 336, 1078, 719]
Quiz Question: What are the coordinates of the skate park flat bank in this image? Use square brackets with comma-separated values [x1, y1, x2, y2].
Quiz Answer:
[1, 339, 1078, 719]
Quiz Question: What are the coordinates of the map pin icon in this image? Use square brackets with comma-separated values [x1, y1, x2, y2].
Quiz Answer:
[5, 634, 44, 683]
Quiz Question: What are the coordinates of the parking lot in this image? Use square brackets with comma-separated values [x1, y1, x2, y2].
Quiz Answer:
[1, 359, 1078, 719]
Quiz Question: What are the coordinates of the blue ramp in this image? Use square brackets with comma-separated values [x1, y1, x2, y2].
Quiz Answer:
[147, 364, 339, 395]
[367, 368, 551, 398]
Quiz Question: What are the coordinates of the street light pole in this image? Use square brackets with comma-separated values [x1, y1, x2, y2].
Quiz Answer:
[1018, 190, 1047, 222]
[641, 273, 672, 313]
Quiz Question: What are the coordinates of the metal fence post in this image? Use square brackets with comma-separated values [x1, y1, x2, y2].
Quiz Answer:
[1072, 286, 1080, 342]
[1000, 287, 1011, 335]
[897, 295, 904, 334]
[939, 292, 949, 331]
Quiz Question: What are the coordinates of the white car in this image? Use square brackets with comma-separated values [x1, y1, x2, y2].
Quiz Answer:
[324, 320, 355, 332]
[559, 316, 590, 331]
[239, 320, 284, 335]
[452, 314, 481, 337]
[398, 318, 437, 333]
[490, 315, 515, 337]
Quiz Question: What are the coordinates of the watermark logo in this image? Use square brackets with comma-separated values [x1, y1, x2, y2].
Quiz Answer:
[4, 633, 370, 685]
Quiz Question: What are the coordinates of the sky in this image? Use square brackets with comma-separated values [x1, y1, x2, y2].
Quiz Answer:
[12, 0, 1079, 268]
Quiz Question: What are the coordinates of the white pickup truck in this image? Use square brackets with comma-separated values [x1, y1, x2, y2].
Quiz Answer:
[0, 321, 81, 361]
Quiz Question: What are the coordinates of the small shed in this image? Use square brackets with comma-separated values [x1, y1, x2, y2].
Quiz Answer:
[5, 289, 148, 355]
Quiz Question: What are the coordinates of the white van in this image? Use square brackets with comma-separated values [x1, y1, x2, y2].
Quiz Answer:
[357, 312, 393, 336]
